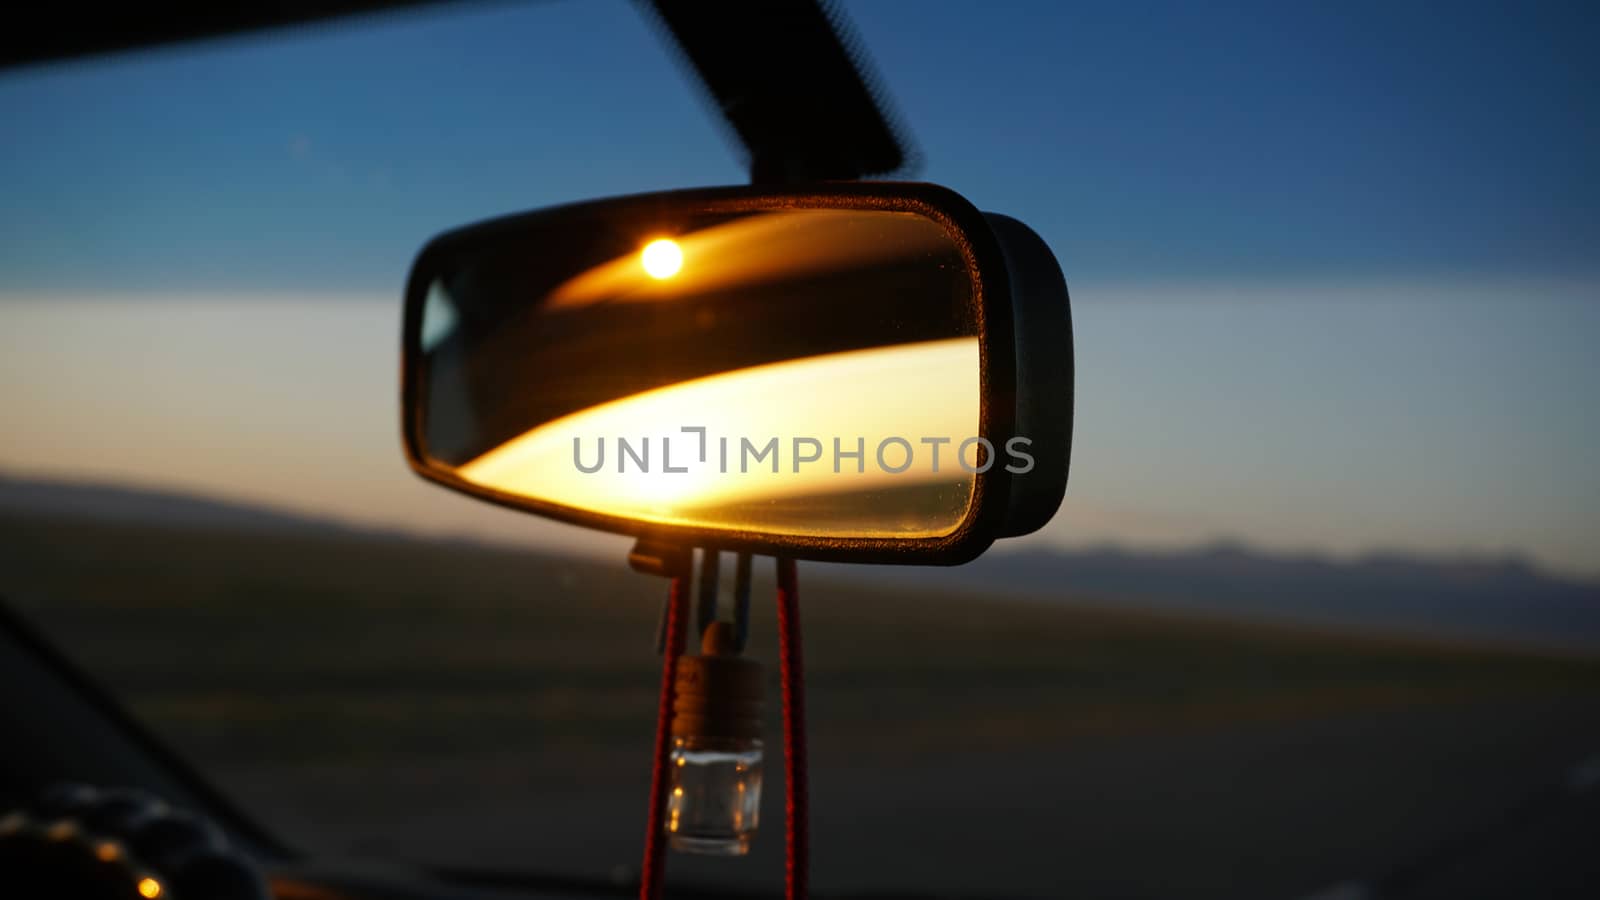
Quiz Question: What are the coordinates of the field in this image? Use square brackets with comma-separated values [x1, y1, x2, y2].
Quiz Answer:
[3, 514, 1598, 898]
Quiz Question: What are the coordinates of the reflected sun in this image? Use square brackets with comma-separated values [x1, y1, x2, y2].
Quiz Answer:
[640, 238, 683, 279]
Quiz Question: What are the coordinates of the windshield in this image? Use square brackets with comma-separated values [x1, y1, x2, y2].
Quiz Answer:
[2, 2, 1598, 898]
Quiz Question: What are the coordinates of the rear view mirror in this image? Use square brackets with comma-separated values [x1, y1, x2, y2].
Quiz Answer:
[401, 183, 1071, 564]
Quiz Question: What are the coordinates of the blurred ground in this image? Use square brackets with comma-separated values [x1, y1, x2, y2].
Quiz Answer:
[3, 514, 1598, 898]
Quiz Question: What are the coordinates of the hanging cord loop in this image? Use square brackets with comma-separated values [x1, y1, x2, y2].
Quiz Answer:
[641, 573, 689, 900]
[776, 556, 809, 900]
[631, 540, 693, 900]
[635, 547, 808, 900]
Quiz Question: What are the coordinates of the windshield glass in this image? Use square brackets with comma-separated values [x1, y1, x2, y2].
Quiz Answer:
[3, 2, 1598, 897]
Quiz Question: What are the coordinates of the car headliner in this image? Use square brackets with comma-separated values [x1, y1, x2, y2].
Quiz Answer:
[0, 0, 915, 184]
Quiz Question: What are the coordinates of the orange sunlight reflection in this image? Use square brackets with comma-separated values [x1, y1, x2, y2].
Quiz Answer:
[546, 210, 953, 310]
[456, 337, 980, 537]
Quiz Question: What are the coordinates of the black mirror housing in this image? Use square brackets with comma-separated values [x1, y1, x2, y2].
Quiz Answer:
[400, 182, 1071, 565]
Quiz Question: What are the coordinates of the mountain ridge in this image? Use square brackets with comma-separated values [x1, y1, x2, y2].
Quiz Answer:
[3, 472, 1595, 651]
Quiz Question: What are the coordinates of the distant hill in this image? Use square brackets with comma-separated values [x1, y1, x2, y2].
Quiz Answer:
[3, 472, 1596, 652]
[871, 541, 1600, 653]
[0, 472, 367, 536]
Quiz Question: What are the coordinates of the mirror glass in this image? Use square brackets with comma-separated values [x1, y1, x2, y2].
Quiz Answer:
[416, 206, 983, 539]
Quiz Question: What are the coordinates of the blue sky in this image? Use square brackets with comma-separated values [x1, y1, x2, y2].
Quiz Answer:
[1, 0, 1596, 576]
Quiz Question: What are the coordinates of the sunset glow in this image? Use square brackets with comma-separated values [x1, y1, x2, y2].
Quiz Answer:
[457, 337, 981, 536]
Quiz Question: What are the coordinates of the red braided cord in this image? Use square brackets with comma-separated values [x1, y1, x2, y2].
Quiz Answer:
[640, 574, 690, 900]
[775, 557, 809, 900]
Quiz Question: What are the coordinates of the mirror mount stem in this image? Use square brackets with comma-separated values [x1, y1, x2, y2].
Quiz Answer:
[749, 152, 835, 186]
[628, 539, 693, 580]
[644, 0, 915, 185]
